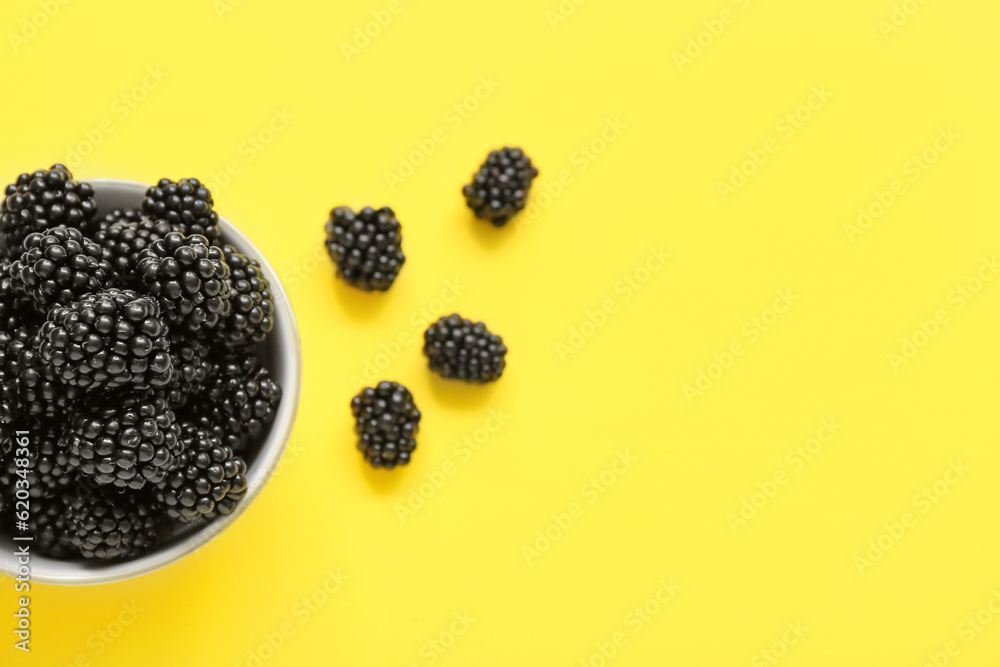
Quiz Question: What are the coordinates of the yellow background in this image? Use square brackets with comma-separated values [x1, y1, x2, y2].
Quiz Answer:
[3, 0, 1000, 664]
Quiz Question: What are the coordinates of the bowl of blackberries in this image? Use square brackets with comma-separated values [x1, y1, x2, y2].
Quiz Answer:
[0, 165, 301, 585]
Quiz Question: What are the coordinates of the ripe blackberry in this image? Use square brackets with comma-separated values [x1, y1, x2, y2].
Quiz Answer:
[63, 488, 162, 559]
[164, 334, 213, 409]
[351, 381, 420, 469]
[193, 357, 282, 452]
[0, 330, 19, 427]
[38, 288, 172, 392]
[220, 245, 274, 344]
[462, 147, 539, 227]
[9, 226, 114, 315]
[94, 217, 180, 285]
[94, 207, 143, 233]
[154, 421, 247, 523]
[4, 326, 82, 420]
[30, 497, 74, 559]
[66, 392, 182, 490]
[424, 314, 507, 383]
[141, 178, 220, 243]
[0, 260, 35, 330]
[0, 164, 97, 258]
[0, 420, 74, 499]
[137, 232, 231, 334]
[324, 206, 405, 291]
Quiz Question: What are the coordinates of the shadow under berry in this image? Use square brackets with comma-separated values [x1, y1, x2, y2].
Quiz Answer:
[427, 373, 500, 409]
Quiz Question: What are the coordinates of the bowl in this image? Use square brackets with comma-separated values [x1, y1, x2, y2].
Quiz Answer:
[0, 178, 302, 586]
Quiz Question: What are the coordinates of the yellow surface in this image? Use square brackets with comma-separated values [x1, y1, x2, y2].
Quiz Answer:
[2, 0, 1000, 664]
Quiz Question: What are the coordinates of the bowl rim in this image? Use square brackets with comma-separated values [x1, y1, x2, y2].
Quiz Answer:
[0, 178, 303, 586]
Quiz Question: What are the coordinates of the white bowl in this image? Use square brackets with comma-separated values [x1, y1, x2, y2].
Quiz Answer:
[0, 179, 302, 585]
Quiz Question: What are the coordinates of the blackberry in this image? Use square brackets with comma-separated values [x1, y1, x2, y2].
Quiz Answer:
[0, 423, 12, 457]
[137, 232, 232, 334]
[94, 217, 180, 285]
[0, 330, 18, 426]
[0, 260, 35, 330]
[0, 164, 97, 258]
[93, 207, 143, 234]
[193, 357, 282, 452]
[9, 226, 115, 315]
[141, 178, 220, 243]
[462, 147, 539, 227]
[38, 288, 172, 392]
[220, 245, 274, 344]
[351, 381, 420, 469]
[63, 488, 162, 559]
[164, 334, 213, 410]
[154, 421, 247, 523]
[423, 314, 507, 383]
[66, 392, 182, 490]
[29, 497, 73, 559]
[4, 326, 82, 420]
[0, 420, 74, 499]
[324, 206, 405, 291]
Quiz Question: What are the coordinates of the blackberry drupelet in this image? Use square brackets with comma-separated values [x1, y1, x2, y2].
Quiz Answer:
[220, 245, 274, 344]
[164, 334, 213, 410]
[423, 314, 507, 383]
[37, 288, 172, 392]
[9, 226, 114, 315]
[193, 356, 282, 452]
[324, 206, 405, 291]
[94, 217, 180, 285]
[351, 381, 420, 469]
[154, 421, 247, 523]
[66, 392, 182, 490]
[462, 147, 539, 227]
[63, 488, 162, 560]
[0, 420, 74, 498]
[0, 164, 97, 258]
[141, 178, 220, 243]
[137, 232, 231, 334]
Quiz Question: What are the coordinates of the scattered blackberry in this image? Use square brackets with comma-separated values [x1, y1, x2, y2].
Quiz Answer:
[4, 325, 82, 420]
[462, 147, 539, 227]
[137, 232, 232, 334]
[324, 206, 405, 291]
[66, 392, 182, 490]
[164, 334, 213, 410]
[94, 217, 181, 285]
[154, 421, 247, 523]
[0, 420, 74, 499]
[424, 314, 507, 383]
[29, 497, 74, 559]
[141, 178, 220, 243]
[37, 288, 172, 392]
[0, 164, 97, 258]
[9, 226, 114, 315]
[63, 488, 162, 559]
[220, 245, 274, 344]
[193, 357, 282, 452]
[351, 381, 420, 469]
